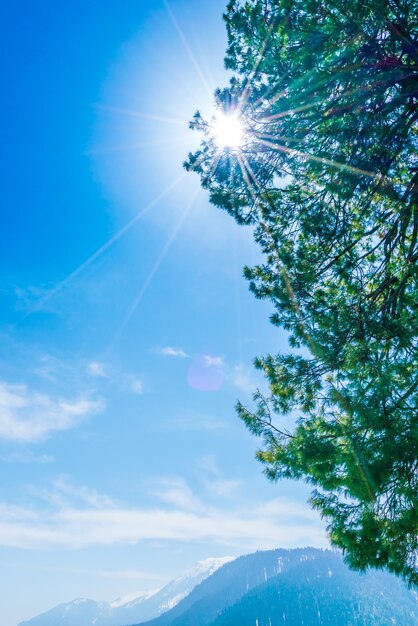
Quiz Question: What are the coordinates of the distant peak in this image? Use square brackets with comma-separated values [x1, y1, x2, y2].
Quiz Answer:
[69, 598, 93, 605]
[110, 588, 161, 609]
[198, 557, 235, 565]
[176, 556, 235, 582]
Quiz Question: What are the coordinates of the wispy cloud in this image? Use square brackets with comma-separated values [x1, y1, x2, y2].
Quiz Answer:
[149, 476, 202, 512]
[0, 381, 104, 443]
[203, 355, 224, 367]
[52, 475, 116, 508]
[197, 454, 242, 497]
[0, 478, 327, 550]
[158, 346, 188, 358]
[94, 569, 162, 581]
[228, 363, 257, 394]
[129, 378, 143, 395]
[210, 479, 242, 497]
[162, 411, 229, 432]
[87, 361, 107, 378]
[32, 354, 81, 384]
[34, 564, 164, 582]
[86, 359, 143, 395]
[0, 450, 54, 464]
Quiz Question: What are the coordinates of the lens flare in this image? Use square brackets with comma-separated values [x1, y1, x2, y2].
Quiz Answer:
[212, 112, 244, 149]
[187, 353, 224, 391]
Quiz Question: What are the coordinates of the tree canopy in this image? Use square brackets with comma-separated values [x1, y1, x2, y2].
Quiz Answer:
[185, 0, 418, 585]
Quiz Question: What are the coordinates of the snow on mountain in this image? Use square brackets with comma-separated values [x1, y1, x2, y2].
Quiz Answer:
[109, 589, 161, 610]
[17, 599, 110, 626]
[137, 548, 418, 626]
[18, 557, 235, 626]
[147, 557, 235, 615]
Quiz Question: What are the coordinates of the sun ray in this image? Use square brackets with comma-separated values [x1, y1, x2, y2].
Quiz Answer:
[31, 173, 187, 313]
[231, 224, 243, 361]
[255, 130, 306, 145]
[257, 75, 393, 123]
[237, 153, 258, 197]
[109, 187, 201, 347]
[252, 131, 303, 153]
[235, 148, 385, 503]
[250, 25, 397, 121]
[237, 152, 332, 364]
[252, 31, 371, 111]
[95, 104, 187, 127]
[206, 150, 223, 180]
[87, 136, 186, 156]
[236, 153, 261, 219]
[257, 137, 382, 180]
[238, 17, 277, 113]
[164, 0, 213, 98]
[239, 152, 261, 189]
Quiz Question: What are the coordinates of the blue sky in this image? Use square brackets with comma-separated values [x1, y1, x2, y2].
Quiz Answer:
[1, 2, 328, 625]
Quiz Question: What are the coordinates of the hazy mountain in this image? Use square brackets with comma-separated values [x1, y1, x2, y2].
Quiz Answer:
[210, 552, 418, 626]
[137, 548, 417, 626]
[18, 549, 418, 626]
[18, 599, 110, 626]
[18, 557, 233, 626]
[107, 557, 234, 624]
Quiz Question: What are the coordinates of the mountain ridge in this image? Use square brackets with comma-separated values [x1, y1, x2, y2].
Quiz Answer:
[18, 548, 417, 626]
[18, 557, 234, 626]
[135, 548, 417, 626]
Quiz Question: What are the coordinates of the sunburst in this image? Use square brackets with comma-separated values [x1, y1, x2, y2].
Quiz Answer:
[212, 112, 245, 149]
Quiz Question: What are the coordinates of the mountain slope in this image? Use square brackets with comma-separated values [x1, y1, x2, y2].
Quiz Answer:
[17, 599, 110, 626]
[18, 558, 233, 626]
[137, 549, 417, 626]
[136, 548, 326, 626]
[210, 552, 418, 626]
[107, 557, 234, 625]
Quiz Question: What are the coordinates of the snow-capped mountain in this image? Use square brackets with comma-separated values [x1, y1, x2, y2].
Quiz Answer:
[141, 557, 235, 615]
[18, 557, 234, 626]
[137, 548, 418, 626]
[109, 589, 159, 610]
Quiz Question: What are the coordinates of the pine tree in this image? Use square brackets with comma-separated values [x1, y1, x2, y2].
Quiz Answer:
[185, 0, 418, 585]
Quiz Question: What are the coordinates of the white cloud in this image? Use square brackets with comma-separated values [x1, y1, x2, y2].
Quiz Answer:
[129, 378, 143, 395]
[150, 477, 202, 512]
[32, 363, 56, 382]
[0, 479, 327, 550]
[52, 475, 116, 508]
[197, 455, 242, 497]
[229, 363, 256, 394]
[0, 381, 105, 443]
[158, 347, 188, 358]
[87, 361, 107, 377]
[197, 453, 221, 477]
[87, 360, 143, 395]
[0, 498, 326, 551]
[210, 479, 242, 497]
[203, 355, 224, 367]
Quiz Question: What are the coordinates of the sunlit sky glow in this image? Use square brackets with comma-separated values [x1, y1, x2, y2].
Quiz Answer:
[0, 3, 327, 626]
[212, 112, 245, 148]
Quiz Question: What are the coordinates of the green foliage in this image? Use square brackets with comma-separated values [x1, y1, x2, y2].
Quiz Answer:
[185, 0, 418, 585]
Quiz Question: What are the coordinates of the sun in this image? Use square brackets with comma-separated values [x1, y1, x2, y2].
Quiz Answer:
[212, 112, 244, 149]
